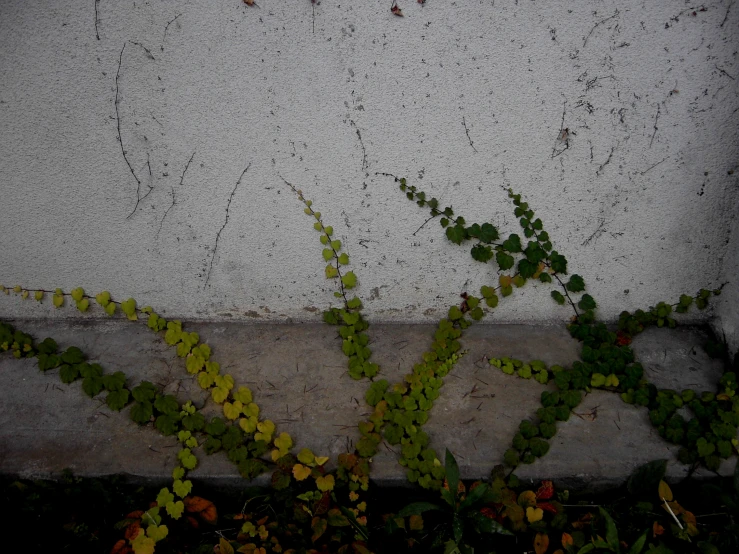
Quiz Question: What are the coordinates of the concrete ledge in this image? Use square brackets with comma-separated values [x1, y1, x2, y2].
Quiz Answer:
[0, 319, 734, 490]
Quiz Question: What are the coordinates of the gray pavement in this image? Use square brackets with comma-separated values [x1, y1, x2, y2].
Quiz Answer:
[0, 319, 734, 491]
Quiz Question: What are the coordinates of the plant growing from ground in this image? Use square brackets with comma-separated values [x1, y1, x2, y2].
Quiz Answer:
[0, 171, 734, 553]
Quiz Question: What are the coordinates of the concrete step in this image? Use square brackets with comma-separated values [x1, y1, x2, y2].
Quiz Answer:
[0, 319, 734, 491]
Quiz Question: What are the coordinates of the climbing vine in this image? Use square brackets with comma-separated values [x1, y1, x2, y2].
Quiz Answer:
[0, 171, 734, 553]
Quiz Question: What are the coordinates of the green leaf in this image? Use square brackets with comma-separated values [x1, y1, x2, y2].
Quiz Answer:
[95, 291, 111, 307]
[121, 298, 138, 321]
[551, 291, 565, 305]
[106, 389, 130, 411]
[61, 346, 85, 364]
[132, 381, 157, 403]
[322, 248, 334, 261]
[71, 287, 84, 302]
[446, 225, 467, 245]
[172, 479, 193, 498]
[496, 251, 515, 271]
[598, 507, 619, 552]
[331, 239, 342, 250]
[104, 302, 116, 316]
[166, 500, 184, 519]
[444, 448, 460, 501]
[156, 487, 174, 508]
[131, 401, 154, 424]
[59, 364, 80, 383]
[502, 234, 522, 252]
[578, 294, 597, 311]
[627, 459, 667, 496]
[338, 253, 349, 265]
[154, 394, 179, 414]
[82, 376, 104, 398]
[76, 298, 90, 312]
[102, 371, 126, 391]
[471, 244, 493, 263]
[566, 275, 585, 292]
[628, 530, 648, 554]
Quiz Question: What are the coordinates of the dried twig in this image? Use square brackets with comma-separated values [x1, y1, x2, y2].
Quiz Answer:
[583, 10, 619, 48]
[162, 13, 182, 51]
[462, 116, 478, 153]
[157, 153, 194, 239]
[115, 44, 144, 220]
[721, 1, 734, 27]
[596, 144, 616, 176]
[649, 104, 660, 148]
[205, 163, 251, 287]
[349, 119, 367, 171]
[95, 0, 100, 40]
[128, 40, 156, 60]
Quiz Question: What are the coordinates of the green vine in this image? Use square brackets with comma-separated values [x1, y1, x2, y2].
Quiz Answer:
[0, 170, 734, 554]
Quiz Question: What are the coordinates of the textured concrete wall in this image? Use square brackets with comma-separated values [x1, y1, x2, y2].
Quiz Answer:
[1, 1, 737, 328]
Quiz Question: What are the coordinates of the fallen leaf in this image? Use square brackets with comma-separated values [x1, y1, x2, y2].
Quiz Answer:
[561, 532, 574, 548]
[124, 520, 141, 541]
[184, 496, 217, 524]
[534, 532, 549, 554]
[653, 521, 664, 536]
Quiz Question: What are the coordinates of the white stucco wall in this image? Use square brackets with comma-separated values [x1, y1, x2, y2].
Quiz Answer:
[1, 1, 737, 329]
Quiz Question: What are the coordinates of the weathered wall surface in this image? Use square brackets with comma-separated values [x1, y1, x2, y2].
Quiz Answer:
[1, 1, 737, 330]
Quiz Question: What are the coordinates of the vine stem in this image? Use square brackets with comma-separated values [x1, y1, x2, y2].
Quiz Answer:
[281, 176, 351, 308]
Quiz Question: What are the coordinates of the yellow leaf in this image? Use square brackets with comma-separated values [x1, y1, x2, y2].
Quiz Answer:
[223, 401, 243, 420]
[257, 420, 275, 436]
[219, 537, 235, 554]
[534, 532, 549, 554]
[292, 463, 311, 481]
[271, 449, 282, 462]
[658, 480, 673, 502]
[211, 386, 229, 404]
[239, 416, 258, 433]
[298, 448, 315, 466]
[518, 490, 537, 508]
[604, 374, 619, 387]
[316, 474, 335, 492]
[349, 491, 359, 502]
[314, 456, 329, 466]
[499, 275, 512, 288]
[526, 506, 544, 523]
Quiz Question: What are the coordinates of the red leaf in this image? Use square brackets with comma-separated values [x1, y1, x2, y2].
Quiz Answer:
[537, 502, 558, 514]
[536, 480, 554, 500]
[391, 6, 404, 17]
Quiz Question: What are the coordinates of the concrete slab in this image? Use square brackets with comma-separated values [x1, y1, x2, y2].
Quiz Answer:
[0, 319, 733, 491]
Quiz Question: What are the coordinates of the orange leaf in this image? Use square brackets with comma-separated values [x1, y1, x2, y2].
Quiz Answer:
[124, 520, 141, 541]
[184, 496, 218, 524]
[125, 510, 144, 520]
[409, 514, 423, 531]
[110, 539, 132, 554]
[187, 516, 199, 529]
[534, 532, 550, 554]
[561, 532, 574, 548]
[652, 521, 664, 536]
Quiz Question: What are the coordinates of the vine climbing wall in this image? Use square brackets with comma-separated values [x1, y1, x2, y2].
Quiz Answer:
[0, 1, 737, 348]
